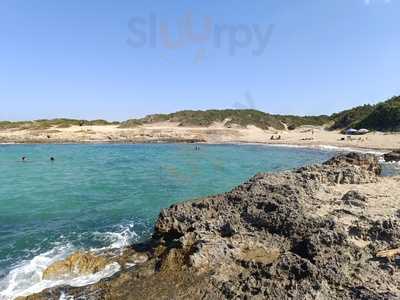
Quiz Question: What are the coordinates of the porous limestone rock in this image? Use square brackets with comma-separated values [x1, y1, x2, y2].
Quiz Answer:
[42, 251, 108, 280]
[25, 153, 400, 300]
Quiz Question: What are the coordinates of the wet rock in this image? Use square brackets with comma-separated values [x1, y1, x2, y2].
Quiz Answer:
[41, 248, 149, 281]
[384, 150, 400, 162]
[42, 251, 109, 280]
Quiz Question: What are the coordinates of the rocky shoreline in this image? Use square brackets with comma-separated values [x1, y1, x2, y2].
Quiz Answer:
[21, 153, 400, 300]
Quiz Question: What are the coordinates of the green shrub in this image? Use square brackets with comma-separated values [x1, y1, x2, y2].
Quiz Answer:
[354, 97, 400, 131]
[119, 119, 143, 128]
[329, 105, 374, 130]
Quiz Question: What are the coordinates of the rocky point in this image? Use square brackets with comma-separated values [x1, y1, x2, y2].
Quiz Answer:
[22, 152, 400, 300]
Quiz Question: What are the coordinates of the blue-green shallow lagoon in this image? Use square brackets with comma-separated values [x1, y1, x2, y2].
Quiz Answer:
[0, 144, 339, 297]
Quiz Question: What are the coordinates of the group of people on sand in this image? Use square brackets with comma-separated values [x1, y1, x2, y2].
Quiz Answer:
[21, 156, 55, 162]
[339, 136, 369, 142]
[270, 135, 282, 140]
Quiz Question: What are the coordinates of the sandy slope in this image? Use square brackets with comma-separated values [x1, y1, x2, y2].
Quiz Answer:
[0, 122, 399, 151]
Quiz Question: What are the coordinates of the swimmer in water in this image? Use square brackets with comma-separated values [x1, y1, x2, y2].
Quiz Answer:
[50, 157, 55, 161]
[21, 156, 27, 162]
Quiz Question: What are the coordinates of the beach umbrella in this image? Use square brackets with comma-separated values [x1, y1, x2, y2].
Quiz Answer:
[358, 129, 369, 134]
[346, 128, 358, 135]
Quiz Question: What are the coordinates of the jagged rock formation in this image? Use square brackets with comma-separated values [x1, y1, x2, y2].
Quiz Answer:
[24, 153, 400, 300]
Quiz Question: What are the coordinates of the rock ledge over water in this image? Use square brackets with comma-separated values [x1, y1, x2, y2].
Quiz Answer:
[24, 153, 400, 300]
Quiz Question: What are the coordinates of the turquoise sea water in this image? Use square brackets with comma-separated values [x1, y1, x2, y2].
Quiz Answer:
[0, 144, 360, 297]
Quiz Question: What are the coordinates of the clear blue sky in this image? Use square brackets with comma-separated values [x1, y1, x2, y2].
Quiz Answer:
[1, 0, 399, 121]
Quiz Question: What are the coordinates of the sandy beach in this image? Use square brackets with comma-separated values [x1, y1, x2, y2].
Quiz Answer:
[1, 122, 399, 152]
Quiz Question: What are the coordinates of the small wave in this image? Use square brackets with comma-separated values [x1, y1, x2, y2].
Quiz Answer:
[0, 222, 138, 300]
[0, 243, 74, 300]
[315, 145, 386, 156]
[0, 259, 120, 299]
[241, 142, 387, 156]
[93, 222, 138, 250]
[59, 292, 74, 300]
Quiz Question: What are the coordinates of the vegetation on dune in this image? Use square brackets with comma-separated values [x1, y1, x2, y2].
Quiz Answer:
[118, 119, 143, 128]
[120, 96, 400, 132]
[122, 110, 329, 130]
[135, 110, 285, 129]
[0, 119, 118, 130]
[329, 96, 400, 132]
[277, 115, 331, 130]
[2, 111, 330, 132]
[221, 110, 283, 130]
[353, 96, 400, 131]
[163, 110, 284, 129]
[2, 95, 400, 132]
[0, 121, 26, 129]
[329, 105, 375, 130]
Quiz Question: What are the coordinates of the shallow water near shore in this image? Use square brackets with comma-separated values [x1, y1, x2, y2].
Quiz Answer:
[0, 144, 395, 298]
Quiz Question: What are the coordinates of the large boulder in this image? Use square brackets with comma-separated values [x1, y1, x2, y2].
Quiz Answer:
[42, 251, 109, 280]
[42, 248, 149, 281]
[324, 152, 382, 175]
[384, 150, 400, 162]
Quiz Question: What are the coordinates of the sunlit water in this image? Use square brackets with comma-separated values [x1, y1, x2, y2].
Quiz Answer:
[0, 144, 396, 298]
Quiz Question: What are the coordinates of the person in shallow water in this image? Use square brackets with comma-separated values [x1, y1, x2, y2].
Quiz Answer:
[21, 156, 27, 161]
[50, 157, 55, 161]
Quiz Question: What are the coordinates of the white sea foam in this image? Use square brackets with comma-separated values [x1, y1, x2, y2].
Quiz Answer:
[0, 222, 137, 300]
[381, 159, 400, 165]
[91, 222, 139, 253]
[59, 292, 74, 300]
[0, 259, 120, 300]
[0, 243, 74, 300]
[261, 143, 386, 155]
[97, 222, 138, 249]
[314, 144, 386, 155]
[261, 143, 399, 172]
